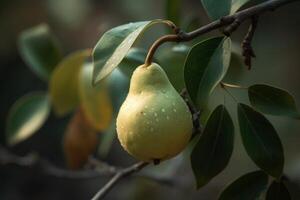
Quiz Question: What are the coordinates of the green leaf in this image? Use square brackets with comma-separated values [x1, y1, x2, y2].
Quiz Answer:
[201, 0, 231, 20]
[223, 48, 246, 83]
[6, 92, 50, 145]
[79, 63, 113, 131]
[49, 50, 90, 116]
[184, 37, 231, 108]
[237, 103, 284, 178]
[92, 20, 168, 84]
[107, 68, 130, 115]
[118, 48, 148, 77]
[248, 84, 300, 118]
[231, 0, 251, 14]
[219, 171, 268, 200]
[157, 44, 189, 91]
[166, 0, 181, 25]
[201, 0, 252, 20]
[191, 105, 234, 188]
[266, 180, 291, 200]
[18, 24, 63, 81]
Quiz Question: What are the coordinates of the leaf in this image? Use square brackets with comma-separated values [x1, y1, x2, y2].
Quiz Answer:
[237, 103, 284, 178]
[18, 24, 63, 81]
[6, 92, 50, 145]
[230, 0, 251, 14]
[157, 44, 189, 91]
[118, 48, 148, 77]
[92, 20, 169, 83]
[106, 68, 130, 115]
[63, 108, 98, 170]
[201, 0, 251, 20]
[266, 180, 291, 200]
[49, 50, 90, 116]
[166, 0, 181, 25]
[79, 63, 113, 131]
[219, 171, 268, 200]
[201, 0, 231, 20]
[222, 50, 247, 82]
[191, 105, 234, 188]
[184, 37, 231, 108]
[248, 84, 300, 118]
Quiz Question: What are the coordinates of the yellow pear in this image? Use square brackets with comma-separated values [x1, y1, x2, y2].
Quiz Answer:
[116, 63, 193, 162]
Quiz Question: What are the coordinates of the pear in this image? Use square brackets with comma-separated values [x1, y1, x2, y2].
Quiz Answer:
[116, 63, 193, 162]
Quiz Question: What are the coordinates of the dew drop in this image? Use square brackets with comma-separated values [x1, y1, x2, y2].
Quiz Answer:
[154, 113, 158, 117]
[166, 116, 170, 120]
[173, 109, 177, 112]
[161, 108, 165, 112]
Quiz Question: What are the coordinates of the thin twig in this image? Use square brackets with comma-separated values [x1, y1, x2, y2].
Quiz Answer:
[242, 16, 259, 69]
[144, 0, 298, 65]
[91, 162, 149, 200]
[180, 89, 201, 137]
[0, 146, 104, 179]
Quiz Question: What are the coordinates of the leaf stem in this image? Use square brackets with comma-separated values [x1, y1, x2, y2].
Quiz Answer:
[220, 82, 248, 90]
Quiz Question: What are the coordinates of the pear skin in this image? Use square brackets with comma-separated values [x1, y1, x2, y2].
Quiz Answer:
[116, 63, 193, 162]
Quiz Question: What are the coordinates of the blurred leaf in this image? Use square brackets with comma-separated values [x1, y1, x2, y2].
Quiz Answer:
[219, 171, 268, 200]
[18, 24, 63, 81]
[158, 44, 189, 92]
[237, 103, 284, 178]
[97, 69, 131, 158]
[191, 105, 234, 188]
[6, 92, 50, 145]
[201, 0, 231, 20]
[118, 48, 147, 77]
[93, 20, 169, 83]
[231, 0, 251, 13]
[266, 180, 291, 200]
[107, 68, 130, 115]
[182, 16, 202, 32]
[184, 37, 231, 108]
[166, 0, 181, 25]
[63, 108, 98, 169]
[201, 0, 252, 20]
[79, 63, 113, 131]
[248, 84, 300, 118]
[223, 51, 245, 82]
[98, 119, 117, 158]
[49, 49, 90, 116]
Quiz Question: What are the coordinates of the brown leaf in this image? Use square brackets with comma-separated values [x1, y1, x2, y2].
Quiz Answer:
[63, 108, 98, 170]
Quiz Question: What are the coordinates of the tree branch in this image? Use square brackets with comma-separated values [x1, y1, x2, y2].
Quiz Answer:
[0, 146, 109, 179]
[242, 16, 259, 69]
[91, 162, 149, 200]
[144, 0, 298, 65]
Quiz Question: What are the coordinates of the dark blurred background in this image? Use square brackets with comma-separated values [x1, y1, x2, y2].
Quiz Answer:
[1, 0, 300, 199]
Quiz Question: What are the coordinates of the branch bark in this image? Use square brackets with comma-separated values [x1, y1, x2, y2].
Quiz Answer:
[91, 162, 149, 200]
[144, 0, 298, 65]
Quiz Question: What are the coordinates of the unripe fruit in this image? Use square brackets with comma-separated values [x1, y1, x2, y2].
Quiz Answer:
[116, 63, 193, 162]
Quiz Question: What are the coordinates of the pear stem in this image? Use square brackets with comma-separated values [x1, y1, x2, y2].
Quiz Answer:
[144, 0, 297, 66]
